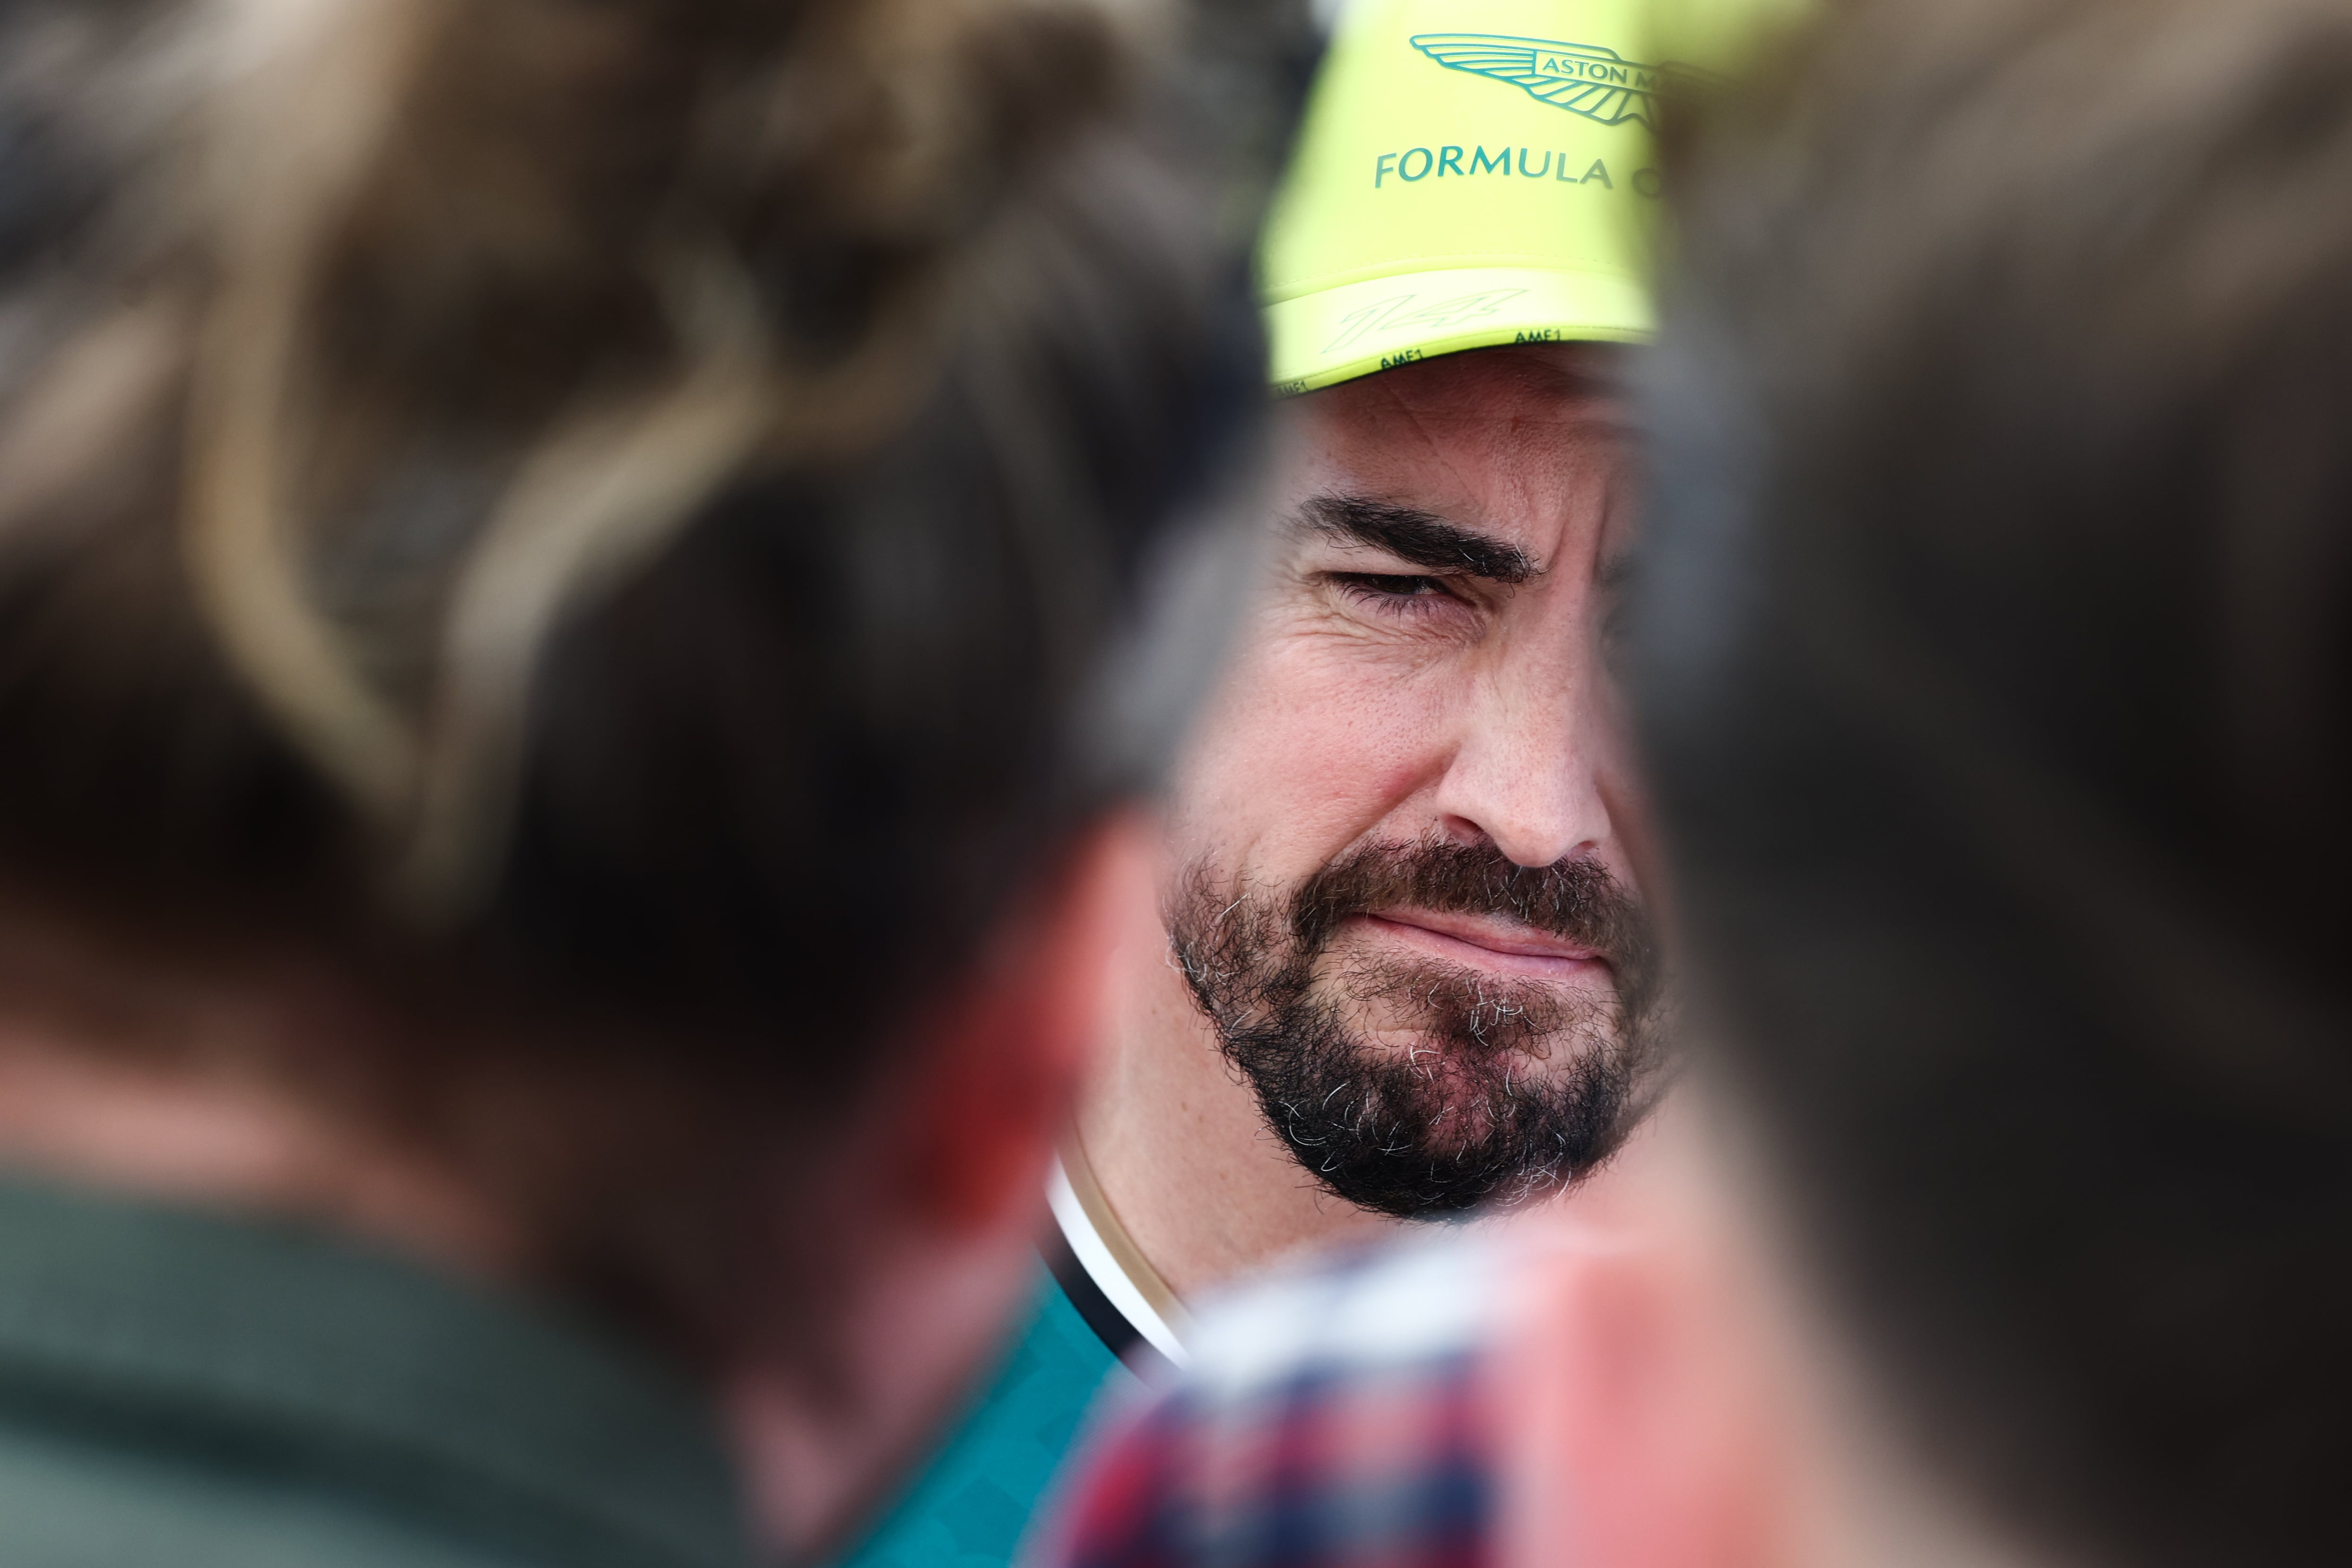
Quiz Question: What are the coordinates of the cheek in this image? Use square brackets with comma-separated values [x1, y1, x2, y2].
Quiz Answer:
[1167, 630, 1455, 875]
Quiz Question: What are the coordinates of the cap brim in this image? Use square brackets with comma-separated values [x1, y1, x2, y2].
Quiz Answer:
[1266, 265, 1652, 395]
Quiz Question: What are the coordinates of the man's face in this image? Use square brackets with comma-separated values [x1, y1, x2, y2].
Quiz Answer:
[1166, 344, 1660, 1219]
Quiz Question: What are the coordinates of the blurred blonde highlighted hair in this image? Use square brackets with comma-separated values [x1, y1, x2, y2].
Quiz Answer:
[2, 0, 1150, 919]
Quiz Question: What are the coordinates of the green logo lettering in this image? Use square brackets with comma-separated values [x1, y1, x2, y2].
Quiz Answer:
[1410, 32, 1720, 129]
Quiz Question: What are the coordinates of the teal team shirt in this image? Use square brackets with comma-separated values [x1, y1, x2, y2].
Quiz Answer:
[829, 1267, 1130, 1568]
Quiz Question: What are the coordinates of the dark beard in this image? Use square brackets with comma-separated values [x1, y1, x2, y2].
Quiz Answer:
[1170, 838, 1663, 1219]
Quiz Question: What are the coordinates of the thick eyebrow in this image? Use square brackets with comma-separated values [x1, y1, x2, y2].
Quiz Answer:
[1293, 494, 1537, 585]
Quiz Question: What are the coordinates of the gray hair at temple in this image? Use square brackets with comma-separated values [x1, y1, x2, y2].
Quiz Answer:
[1635, 2, 2352, 1567]
[0, 0, 1262, 1354]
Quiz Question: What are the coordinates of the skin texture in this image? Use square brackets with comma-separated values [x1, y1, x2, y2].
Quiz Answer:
[1078, 343, 1652, 1297]
[0, 813, 1158, 1563]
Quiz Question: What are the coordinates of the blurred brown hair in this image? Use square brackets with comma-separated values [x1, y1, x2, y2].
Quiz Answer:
[0, 0, 1259, 1357]
[1637, 2, 2352, 1566]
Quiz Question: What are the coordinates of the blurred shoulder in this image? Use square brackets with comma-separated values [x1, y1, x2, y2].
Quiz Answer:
[1038, 1229, 1505, 1568]
[1183, 1226, 1502, 1394]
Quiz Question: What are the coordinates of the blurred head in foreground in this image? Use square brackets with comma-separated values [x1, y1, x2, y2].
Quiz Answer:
[1525, 2, 2352, 1567]
[0, 0, 1254, 1557]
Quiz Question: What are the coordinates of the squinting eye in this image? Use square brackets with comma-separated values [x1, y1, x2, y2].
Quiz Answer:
[1330, 572, 1447, 600]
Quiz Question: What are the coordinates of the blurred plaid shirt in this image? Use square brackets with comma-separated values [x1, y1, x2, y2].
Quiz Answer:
[1036, 1234, 1502, 1568]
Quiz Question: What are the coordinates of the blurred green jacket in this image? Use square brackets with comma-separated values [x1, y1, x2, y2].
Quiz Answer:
[0, 1178, 754, 1568]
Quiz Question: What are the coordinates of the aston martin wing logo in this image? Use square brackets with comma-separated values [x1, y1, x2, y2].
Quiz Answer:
[1410, 33, 1701, 128]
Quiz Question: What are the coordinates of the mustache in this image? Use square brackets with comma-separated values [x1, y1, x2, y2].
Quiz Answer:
[1290, 838, 1658, 1007]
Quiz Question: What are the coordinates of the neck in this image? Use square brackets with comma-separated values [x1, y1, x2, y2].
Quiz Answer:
[0, 1023, 523, 1281]
[1074, 922, 1399, 1300]
[1671, 1092, 2063, 1568]
[1788, 1378, 2059, 1568]
[1773, 1279, 2066, 1568]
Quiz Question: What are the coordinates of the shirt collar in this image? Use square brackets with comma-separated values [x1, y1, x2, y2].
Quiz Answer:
[1046, 1141, 1192, 1369]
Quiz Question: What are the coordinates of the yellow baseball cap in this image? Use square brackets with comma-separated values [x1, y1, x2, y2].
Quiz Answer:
[1260, 0, 1778, 393]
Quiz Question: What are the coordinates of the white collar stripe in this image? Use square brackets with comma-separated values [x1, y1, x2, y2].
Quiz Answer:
[1046, 1157, 1192, 1369]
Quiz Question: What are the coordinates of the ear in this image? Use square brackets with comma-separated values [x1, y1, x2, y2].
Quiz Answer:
[1492, 1145, 1788, 1568]
[723, 811, 1157, 1560]
[897, 807, 1157, 1229]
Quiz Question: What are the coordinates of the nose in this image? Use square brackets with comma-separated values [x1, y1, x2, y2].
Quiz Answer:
[1429, 628, 1614, 869]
